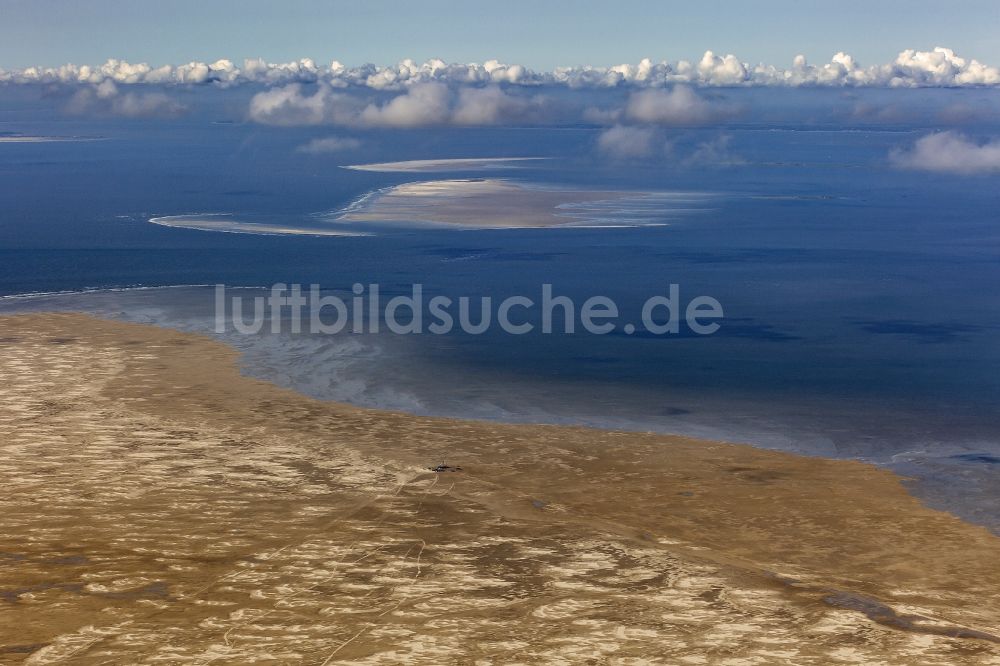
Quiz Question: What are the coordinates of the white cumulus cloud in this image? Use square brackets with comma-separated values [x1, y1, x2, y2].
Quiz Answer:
[685, 135, 744, 166]
[65, 80, 187, 118]
[596, 125, 659, 159]
[453, 86, 539, 125]
[296, 136, 363, 154]
[624, 86, 727, 125]
[248, 83, 363, 126]
[250, 82, 551, 128]
[890, 132, 1000, 174]
[359, 82, 451, 127]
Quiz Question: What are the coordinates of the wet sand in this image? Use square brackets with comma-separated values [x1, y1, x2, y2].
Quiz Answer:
[148, 214, 369, 237]
[336, 179, 682, 228]
[0, 136, 100, 144]
[342, 157, 547, 173]
[2, 312, 1000, 664]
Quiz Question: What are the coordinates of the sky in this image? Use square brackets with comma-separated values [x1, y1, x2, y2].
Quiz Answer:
[2, 0, 999, 70]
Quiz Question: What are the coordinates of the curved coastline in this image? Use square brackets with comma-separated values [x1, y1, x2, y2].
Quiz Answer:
[1, 284, 998, 539]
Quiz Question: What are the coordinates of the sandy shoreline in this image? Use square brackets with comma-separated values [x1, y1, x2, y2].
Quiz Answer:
[3, 312, 1000, 664]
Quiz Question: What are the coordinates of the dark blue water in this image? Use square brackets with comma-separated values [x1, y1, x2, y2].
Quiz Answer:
[2, 85, 1000, 528]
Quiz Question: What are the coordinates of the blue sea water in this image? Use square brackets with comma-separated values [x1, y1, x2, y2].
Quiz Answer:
[2, 86, 1000, 528]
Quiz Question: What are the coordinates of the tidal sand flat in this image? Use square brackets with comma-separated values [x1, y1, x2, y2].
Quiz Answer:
[149, 180, 710, 236]
[342, 157, 548, 173]
[3, 313, 1000, 664]
[0, 135, 99, 143]
[149, 213, 369, 237]
[336, 178, 710, 228]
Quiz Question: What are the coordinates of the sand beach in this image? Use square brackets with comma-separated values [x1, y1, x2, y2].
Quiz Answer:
[2, 313, 1000, 664]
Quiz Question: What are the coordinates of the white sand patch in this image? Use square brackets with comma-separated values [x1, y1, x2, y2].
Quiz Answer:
[0, 135, 102, 143]
[343, 157, 547, 172]
[149, 213, 369, 237]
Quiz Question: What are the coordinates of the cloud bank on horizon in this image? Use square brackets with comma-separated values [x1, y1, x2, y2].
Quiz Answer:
[6, 46, 1000, 174]
[3, 47, 999, 89]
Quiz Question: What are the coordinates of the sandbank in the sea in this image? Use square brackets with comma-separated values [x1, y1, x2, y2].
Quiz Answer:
[342, 157, 548, 173]
[149, 213, 369, 237]
[336, 178, 711, 229]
